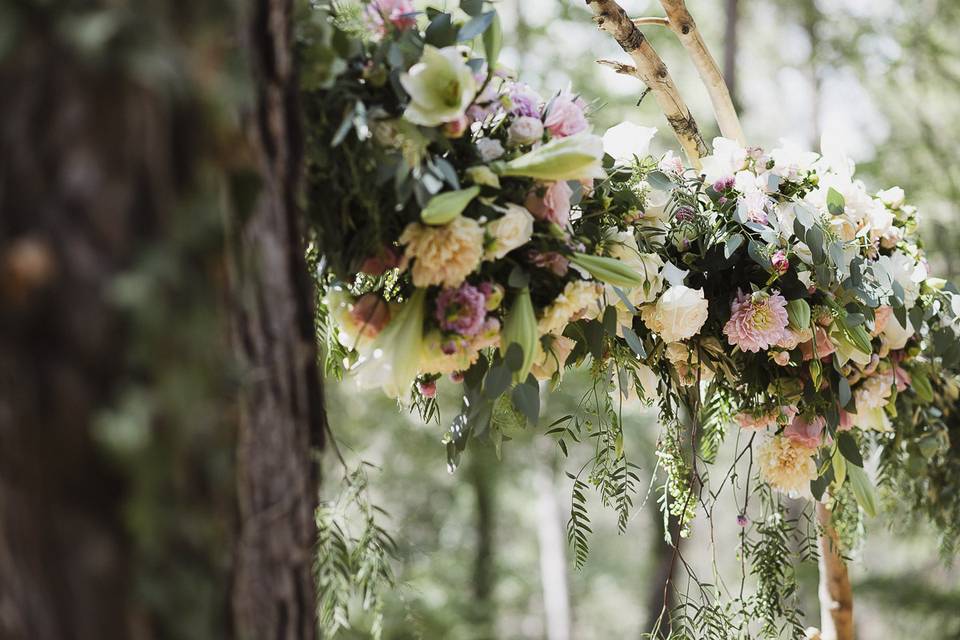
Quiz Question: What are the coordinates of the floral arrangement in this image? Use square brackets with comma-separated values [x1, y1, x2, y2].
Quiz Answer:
[307, 0, 960, 504]
[302, 0, 960, 635]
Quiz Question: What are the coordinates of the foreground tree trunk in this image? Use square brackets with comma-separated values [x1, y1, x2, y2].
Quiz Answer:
[816, 502, 854, 640]
[228, 0, 326, 636]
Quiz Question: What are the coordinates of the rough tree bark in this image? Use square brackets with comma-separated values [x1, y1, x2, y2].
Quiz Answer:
[228, 0, 326, 637]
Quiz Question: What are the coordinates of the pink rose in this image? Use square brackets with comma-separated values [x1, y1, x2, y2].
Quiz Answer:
[771, 250, 789, 275]
[784, 415, 825, 448]
[872, 305, 892, 337]
[543, 92, 588, 138]
[525, 181, 572, 226]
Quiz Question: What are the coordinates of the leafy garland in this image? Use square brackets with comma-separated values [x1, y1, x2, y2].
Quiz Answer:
[298, 0, 960, 636]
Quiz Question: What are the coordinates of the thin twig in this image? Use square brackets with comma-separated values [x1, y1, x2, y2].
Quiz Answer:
[586, 0, 707, 167]
[656, 0, 746, 144]
[634, 16, 670, 27]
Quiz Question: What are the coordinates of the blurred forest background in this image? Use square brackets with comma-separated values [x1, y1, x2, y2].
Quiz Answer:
[2, 0, 959, 638]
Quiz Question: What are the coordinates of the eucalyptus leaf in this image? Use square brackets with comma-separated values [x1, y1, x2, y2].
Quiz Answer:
[646, 170, 674, 191]
[457, 11, 495, 41]
[622, 326, 647, 358]
[724, 233, 744, 259]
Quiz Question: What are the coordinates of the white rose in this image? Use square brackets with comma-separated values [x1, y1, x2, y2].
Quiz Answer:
[476, 138, 505, 162]
[602, 121, 657, 163]
[641, 285, 709, 343]
[699, 137, 747, 184]
[484, 204, 534, 260]
[876, 186, 905, 209]
[770, 139, 818, 181]
[508, 116, 544, 147]
[881, 313, 914, 350]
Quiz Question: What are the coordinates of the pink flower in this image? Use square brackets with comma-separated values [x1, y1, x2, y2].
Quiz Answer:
[771, 250, 789, 275]
[443, 115, 469, 138]
[543, 91, 588, 138]
[359, 246, 402, 276]
[735, 405, 797, 431]
[891, 351, 912, 391]
[528, 250, 570, 276]
[784, 415, 825, 449]
[364, 0, 416, 35]
[872, 305, 892, 336]
[839, 409, 854, 432]
[435, 283, 487, 337]
[418, 380, 437, 398]
[525, 181, 572, 226]
[723, 290, 790, 353]
[800, 325, 836, 361]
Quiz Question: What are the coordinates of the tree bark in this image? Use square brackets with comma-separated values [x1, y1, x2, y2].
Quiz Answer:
[534, 459, 572, 640]
[723, 0, 740, 111]
[0, 9, 198, 639]
[228, 0, 325, 637]
[815, 502, 854, 640]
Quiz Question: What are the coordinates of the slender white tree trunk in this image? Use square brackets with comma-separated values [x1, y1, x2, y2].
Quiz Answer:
[535, 463, 572, 640]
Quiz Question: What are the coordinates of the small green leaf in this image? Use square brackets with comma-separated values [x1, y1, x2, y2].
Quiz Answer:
[912, 368, 934, 403]
[838, 376, 852, 409]
[425, 12, 457, 47]
[504, 343, 524, 372]
[827, 187, 846, 216]
[724, 233, 743, 259]
[420, 186, 480, 225]
[831, 450, 847, 486]
[621, 326, 647, 358]
[847, 464, 877, 517]
[836, 432, 863, 467]
[458, 10, 495, 41]
[511, 377, 540, 424]
[646, 170, 674, 191]
[483, 363, 512, 399]
[460, 0, 484, 16]
[482, 12, 502, 70]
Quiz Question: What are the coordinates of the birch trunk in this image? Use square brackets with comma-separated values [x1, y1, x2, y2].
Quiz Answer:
[535, 462, 572, 640]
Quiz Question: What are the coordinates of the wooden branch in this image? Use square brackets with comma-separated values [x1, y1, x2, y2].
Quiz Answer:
[815, 502, 855, 640]
[586, 0, 707, 167]
[634, 17, 670, 27]
[657, 0, 746, 144]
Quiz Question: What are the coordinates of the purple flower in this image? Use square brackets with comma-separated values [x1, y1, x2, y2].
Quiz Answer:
[543, 90, 588, 138]
[713, 177, 735, 192]
[506, 82, 543, 118]
[418, 380, 437, 398]
[674, 206, 696, 222]
[737, 514, 749, 528]
[435, 283, 487, 337]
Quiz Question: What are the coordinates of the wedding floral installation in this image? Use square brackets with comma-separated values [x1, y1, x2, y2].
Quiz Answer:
[303, 0, 960, 637]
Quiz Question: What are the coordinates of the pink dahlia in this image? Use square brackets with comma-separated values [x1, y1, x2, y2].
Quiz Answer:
[723, 290, 790, 353]
[435, 283, 487, 337]
[784, 414, 825, 449]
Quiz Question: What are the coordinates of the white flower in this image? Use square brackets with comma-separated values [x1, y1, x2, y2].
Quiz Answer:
[602, 122, 657, 163]
[881, 313, 914, 350]
[770, 139, 818, 181]
[507, 116, 544, 146]
[400, 45, 477, 127]
[476, 138, 505, 162]
[876, 251, 927, 309]
[641, 285, 709, 343]
[484, 204, 534, 260]
[664, 341, 714, 386]
[854, 406, 892, 432]
[700, 137, 747, 183]
[658, 150, 684, 175]
[876, 186, 905, 209]
[866, 199, 899, 247]
[635, 363, 660, 400]
[353, 288, 426, 398]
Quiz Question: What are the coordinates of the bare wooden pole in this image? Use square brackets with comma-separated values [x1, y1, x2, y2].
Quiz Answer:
[586, 0, 708, 167]
[657, 0, 746, 144]
[815, 502, 855, 640]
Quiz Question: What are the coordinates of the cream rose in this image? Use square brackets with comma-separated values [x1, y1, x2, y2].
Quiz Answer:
[485, 204, 534, 260]
[641, 285, 709, 343]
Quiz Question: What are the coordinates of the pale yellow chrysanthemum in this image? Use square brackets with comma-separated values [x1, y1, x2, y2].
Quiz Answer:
[537, 280, 604, 335]
[399, 217, 484, 288]
[758, 435, 818, 495]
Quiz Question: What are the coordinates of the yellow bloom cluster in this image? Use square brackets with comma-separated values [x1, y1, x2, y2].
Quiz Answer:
[399, 217, 484, 288]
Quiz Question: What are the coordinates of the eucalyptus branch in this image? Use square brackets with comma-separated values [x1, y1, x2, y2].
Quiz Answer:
[586, 0, 708, 167]
[656, 0, 746, 144]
